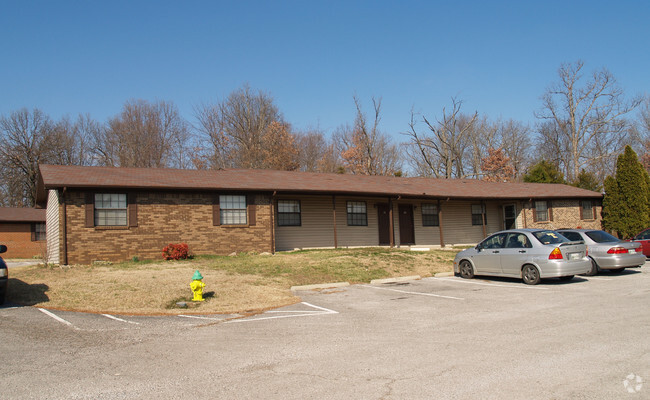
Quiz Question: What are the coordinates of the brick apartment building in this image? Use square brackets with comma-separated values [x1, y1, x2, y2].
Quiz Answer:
[36, 165, 603, 265]
[0, 207, 46, 259]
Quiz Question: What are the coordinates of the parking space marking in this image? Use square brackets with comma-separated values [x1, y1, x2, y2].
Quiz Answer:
[360, 284, 464, 300]
[178, 315, 223, 321]
[433, 277, 550, 290]
[101, 314, 140, 324]
[226, 302, 337, 324]
[581, 276, 613, 281]
[38, 308, 79, 330]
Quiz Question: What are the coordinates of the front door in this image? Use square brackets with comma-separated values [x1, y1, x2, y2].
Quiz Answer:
[503, 204, 516, 230]
[377, 203, 391, 245]
[398, 204, 415, 245]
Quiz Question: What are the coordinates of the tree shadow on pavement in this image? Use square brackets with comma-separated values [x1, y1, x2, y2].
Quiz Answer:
[5, 278, 49, 306]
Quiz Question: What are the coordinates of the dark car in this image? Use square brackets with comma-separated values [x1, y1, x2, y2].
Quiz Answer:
[0, 245, 7, 305]
[631, 228, 650, 258]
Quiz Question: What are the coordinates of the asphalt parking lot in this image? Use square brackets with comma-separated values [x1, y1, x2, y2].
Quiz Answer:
[2, 264, 649, 399]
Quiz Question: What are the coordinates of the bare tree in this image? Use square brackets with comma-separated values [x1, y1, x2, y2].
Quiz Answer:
[535, 61, 642, 182]
[96, 99, 190, 168]
[0, 109, 57, 206]
[405, 97, 478, 178]
[333, 96, 402, 175]
[52, 114, 97, 166]
[295, 129, 341, 172]
[195, 84, 301, 170]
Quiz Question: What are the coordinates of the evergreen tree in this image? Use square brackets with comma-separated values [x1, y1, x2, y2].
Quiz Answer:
[601, 175, 620, 234]
[523, 160, 565, 184]
[571, 169, 602, 192]
[602, 146, 650, 238]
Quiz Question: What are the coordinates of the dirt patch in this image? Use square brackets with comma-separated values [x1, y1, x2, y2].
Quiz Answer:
[7, 248, 456, 315]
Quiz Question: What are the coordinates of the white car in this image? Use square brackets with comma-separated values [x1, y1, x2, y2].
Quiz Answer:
[453, 229, 590, 285]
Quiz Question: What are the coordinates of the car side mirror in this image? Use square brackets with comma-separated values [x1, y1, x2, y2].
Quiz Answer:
[475, 244, 483, 252]
[0, 245, 6, 253]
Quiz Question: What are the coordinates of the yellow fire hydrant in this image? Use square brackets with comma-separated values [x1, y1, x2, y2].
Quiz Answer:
[190, 270, 205, 302]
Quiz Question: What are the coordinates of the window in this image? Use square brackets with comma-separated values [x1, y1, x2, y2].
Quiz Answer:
[471, 204, 486, 225]
[220, 195, 247, 225]
[32, 222, 46, 241]
[278, 200, 301, 226]
[422, 203, 439, 226]
[581, 200, 594, 220]
[585, 230, 619, 243]
[534, 201, 549, 222]
[95, 193, 127, 226]
[559, 231, 583, 242]
[480, 233, 507, 249]
[532, 230, 566, 245]
[504, 233, 532, 248]
[347, 201, 367, 226]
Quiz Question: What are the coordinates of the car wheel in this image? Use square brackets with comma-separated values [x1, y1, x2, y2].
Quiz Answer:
[611, 267, 625, 274]
[459, 260, 474, 279]
[584, 258, 599, 276]
[558, 275, 574, 281]
[522, 265, 541, 285]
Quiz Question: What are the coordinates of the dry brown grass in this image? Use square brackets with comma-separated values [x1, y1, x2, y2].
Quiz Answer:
[7, 247, 457, 315]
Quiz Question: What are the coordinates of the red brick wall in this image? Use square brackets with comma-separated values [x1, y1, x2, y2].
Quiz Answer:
[60, 190, 273, 264]
[0, 223, 45, 259]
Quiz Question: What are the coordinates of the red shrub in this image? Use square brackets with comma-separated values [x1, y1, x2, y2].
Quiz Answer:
[162, 243, 189, 260]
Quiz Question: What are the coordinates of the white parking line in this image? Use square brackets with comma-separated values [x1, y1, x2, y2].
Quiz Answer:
[101, 314, 140, 324]
[361, 284, 464, 300]
[226, 302, 338, 324]
[581, 276, 613, 281]
[434, 277, 550, 290]
[178, 315, 223, 321]
[38, 308, 79, 329]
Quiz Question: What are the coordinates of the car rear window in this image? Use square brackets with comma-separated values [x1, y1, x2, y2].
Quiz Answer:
[532, 230, 568, 245]
[585, 230, 620, 243]
[559, 231, 582, 242]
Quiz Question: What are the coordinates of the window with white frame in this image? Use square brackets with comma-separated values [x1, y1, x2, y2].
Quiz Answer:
[471, 204, 486, 225]
[220, 195, 247, 225]
[535, 201, 549, 222]
[32, 222, 46, 241]
[95, 193, 127, 226]
[277, 200, 301, 226]
[347, 201, 367, 226]
[422, 203, 439, 226]
[581, 200, 594, 220]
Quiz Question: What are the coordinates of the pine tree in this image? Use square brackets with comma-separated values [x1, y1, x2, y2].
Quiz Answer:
[523, 160, 565, 184]
[602, 146, 650, 238]
[571, 169, 602, 192]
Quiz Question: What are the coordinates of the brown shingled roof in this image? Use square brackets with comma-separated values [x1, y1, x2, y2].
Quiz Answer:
[37, 164, 602, 201]
[0, 207, 46, 222]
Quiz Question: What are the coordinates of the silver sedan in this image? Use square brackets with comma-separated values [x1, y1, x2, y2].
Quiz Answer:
[556, 229, 645, 275]
[453, 229, 591, 285]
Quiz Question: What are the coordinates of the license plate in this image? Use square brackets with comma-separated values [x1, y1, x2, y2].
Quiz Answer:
[629, 249, 636, 254]
[569, 252, 581, 260]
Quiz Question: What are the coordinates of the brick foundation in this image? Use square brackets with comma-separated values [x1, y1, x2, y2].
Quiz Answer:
[0, 223, 45, 259]
[60, 190, 273, 265]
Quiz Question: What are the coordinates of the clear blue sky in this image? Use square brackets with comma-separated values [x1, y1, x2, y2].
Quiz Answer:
[1, 0, 648, 142]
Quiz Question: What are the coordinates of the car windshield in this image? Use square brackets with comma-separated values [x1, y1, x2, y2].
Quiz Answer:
[585, 230, 620, 243]
[559, 231, 582, 242]
[532, 230, 567, 245]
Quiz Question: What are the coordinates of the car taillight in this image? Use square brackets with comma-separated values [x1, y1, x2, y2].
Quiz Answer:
[635, 245, 642, 253]
[549, 247, 563, 260]
[607, 247, 629, 254]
